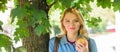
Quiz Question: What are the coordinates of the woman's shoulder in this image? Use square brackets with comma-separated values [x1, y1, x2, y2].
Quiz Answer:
[49, 37, 56, 43]
[49, 37, 56, 49]
[88, 38, 96, 43]
[49, 35, 64, 44]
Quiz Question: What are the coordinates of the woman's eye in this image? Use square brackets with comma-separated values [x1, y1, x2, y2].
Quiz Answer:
[74, 20, 79, 22]
[65, 20, 70, 22]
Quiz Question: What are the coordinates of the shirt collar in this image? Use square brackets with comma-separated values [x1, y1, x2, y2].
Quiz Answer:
[60, 35, 68, 44]
[60, 34, 81, 45]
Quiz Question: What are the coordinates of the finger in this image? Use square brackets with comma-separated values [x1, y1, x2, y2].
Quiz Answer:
[77, 42, 85, 47]
[76, 44, 82, 49]
[76, 43, 85, 49]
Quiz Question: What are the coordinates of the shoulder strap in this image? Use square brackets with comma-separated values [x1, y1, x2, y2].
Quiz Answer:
[54, 37, 61, 52]
[87, 38, 91, 52]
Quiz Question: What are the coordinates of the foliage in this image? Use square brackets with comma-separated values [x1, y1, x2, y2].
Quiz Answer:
[13, 19, 29, 42]
[0, 21, 3, 30]
[0, 0, 8, 12]
[46, 0, 54, 5]
[96, 0, 120, 12]
[0, 34, 12, 51]
[113, 0, 120, 11]
[97, 0, 112, 8]
[86, 17, 102, 27]
[10, 2, 51, 42]
[0, 21, 12, 51]
[10, 7, 27, 22]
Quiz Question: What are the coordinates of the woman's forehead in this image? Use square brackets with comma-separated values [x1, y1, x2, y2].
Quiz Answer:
[64, 12, 78, 19]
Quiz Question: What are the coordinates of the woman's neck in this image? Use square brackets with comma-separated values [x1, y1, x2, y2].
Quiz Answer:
[67, 32, 78, 42]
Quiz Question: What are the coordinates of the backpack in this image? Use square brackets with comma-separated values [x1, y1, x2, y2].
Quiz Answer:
[54, 37, 91, 52]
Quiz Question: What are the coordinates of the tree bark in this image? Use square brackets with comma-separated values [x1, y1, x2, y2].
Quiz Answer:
[23, 26, 49, 52]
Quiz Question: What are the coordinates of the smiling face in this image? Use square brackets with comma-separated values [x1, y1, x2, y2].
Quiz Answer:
[62, 12, 80, 34]
[60, 7, 88, 38]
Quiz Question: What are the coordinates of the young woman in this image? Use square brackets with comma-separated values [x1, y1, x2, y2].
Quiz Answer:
[49, 7, 98, 52]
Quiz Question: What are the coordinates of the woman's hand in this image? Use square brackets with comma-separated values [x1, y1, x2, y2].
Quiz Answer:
[75, 38, 89, 52]
[75, 42, 88, 52]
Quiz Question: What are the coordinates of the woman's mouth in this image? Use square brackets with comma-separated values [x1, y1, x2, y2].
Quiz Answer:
[69, 27, 75, 30]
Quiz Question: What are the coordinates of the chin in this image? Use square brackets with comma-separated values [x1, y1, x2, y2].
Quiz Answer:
[68, 31, 77, 33]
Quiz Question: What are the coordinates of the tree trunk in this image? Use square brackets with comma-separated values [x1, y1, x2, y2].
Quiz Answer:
[23, 26, 49, 52]
[19, 0, 50, 52]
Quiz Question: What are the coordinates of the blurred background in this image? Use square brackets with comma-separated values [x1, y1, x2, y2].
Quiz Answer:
[0, 0, 120, 52]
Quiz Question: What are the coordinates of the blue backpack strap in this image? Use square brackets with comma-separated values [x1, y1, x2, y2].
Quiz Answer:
[87, 38, 91, 52]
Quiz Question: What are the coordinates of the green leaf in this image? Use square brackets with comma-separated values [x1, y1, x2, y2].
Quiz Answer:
[38, 10, 47, 21]
[91, 0, 94, 2]
[0, 21, 3, 25]
[86, 17, 102, 28]
[97, 0, 112, 8]
[32, 9, 46, 21]
[10, 7, 27, 23]
[0, 0, 7, 12]
[53, 1, 60, 9]
[0, 21, 3, 30]
[0, 34, 12, 48]
[14, 0, 19, 6]
[59, 0, 73, 8]
[34, 18, 51, 36]
[38, 11, 47, 22]
[85, 0, 91, 3]
[28, 17, 36, 28]
[113, 0, 120, 12]
[14, 20, 29, 42]
[98, 17, 102, 22]
[30, 9, 47, 28]
[46, 0, 54, 5]
[35, 24, 46, 36]
[77, 0, 84, 4]
[84, 2, 92, 12]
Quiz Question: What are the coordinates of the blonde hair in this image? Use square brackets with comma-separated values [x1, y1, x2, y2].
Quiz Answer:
[60, 7, 88, 38]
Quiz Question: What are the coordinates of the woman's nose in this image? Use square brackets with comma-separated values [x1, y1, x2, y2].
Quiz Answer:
[70, 22, 74, 26]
